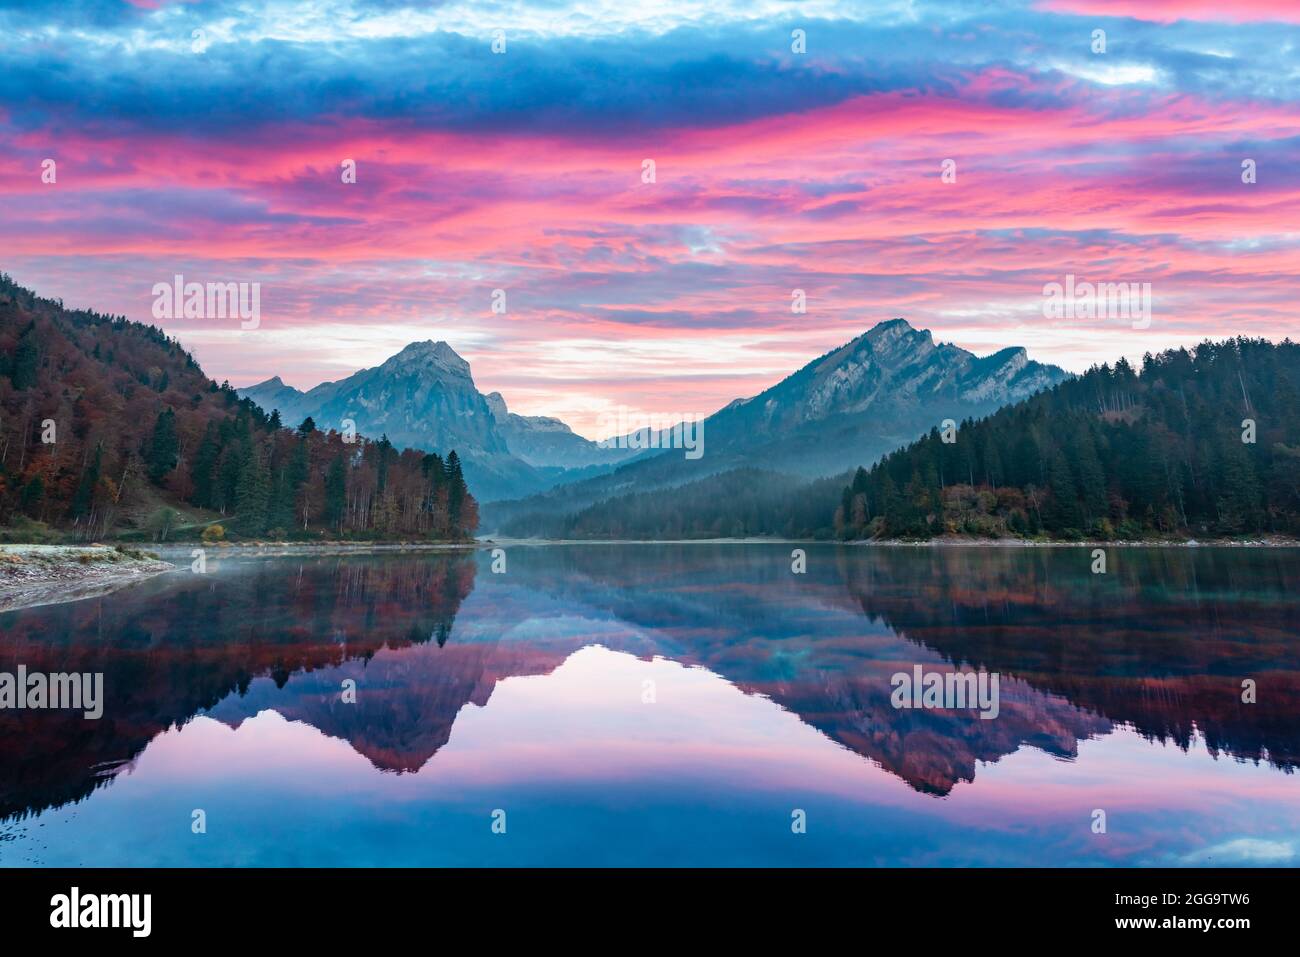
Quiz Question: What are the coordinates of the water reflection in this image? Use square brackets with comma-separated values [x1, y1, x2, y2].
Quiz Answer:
[0, 555, 475, 820]
[1, 544, 1296, 865]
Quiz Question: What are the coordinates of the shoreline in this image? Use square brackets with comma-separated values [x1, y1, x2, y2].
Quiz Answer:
[191, 535, 1300, 548]
[150, 540, 480, 559]
[2, 536, 1294, 613]
[0, 545, 176, 614]
[843, 536, 1300, 548]
[479, 535, 1300, 547]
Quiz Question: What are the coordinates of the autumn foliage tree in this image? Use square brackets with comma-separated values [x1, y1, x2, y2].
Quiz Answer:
[0, 274, 478, 541]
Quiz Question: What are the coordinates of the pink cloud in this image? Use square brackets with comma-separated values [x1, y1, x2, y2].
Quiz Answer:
[1036, 0, 1300, 24]
[3, 77, 1299, 430]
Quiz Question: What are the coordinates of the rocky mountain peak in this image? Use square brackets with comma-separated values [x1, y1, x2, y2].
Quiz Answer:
[383, 340, 472, 379]
[861, 317, 931, 350]
[484, 391, 509, 419]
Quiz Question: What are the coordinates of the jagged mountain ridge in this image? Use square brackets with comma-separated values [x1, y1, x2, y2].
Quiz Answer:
[241, 320, 1065, 515]
[704, 319, 1062, 469]
[241, 341, 536, 501]
[486, 319, 1068, 533]
[242, 340, 504, 453]
[241, 341, 644, 501]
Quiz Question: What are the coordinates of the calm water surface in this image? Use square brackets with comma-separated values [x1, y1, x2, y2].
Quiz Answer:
[1, 544, 1297, 867]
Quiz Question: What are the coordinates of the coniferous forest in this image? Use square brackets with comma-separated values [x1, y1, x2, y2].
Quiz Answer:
[835, 338, 1300, 540]
[0, 275, 477, 542]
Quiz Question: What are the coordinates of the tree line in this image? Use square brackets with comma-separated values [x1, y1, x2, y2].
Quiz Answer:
[0, 273, 478, 541]
[835, 338, 1300, 540]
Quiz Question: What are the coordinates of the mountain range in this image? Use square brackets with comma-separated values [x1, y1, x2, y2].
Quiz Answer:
[239, 341, 636, 501]
[2, 270, 1066, 541]
[484, 319, 1069, 533]
[240, 319, 1068, 518]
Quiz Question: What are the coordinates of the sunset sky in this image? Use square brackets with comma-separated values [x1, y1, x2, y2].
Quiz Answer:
[2, 0, 1298, 437]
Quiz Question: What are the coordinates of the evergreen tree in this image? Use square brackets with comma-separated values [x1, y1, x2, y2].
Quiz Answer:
[375, 434, 394, 493]
[234, 447, 271, 534]
[191, 424, 221, 509]
[1042, 448, 1083, 533]
[216, 439, 247, 512]
[1069, 420, 1107, 528]
[445, 451, 467, 529]
[11, 323, 40, 389]
[146, 407, 180, 483]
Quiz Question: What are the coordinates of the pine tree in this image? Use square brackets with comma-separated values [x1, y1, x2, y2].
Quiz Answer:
[446, 451, 467, 531]
[1070, 420, 1107, 529]
[11, 323, 40, 389]
[375, 434, 394, 493]
[146, 408, 180, 483]
[190, 424, 220, 508]
[216, 439, 246, 512]
[1042, 447, 1083, 533]
[234, 447, 271, 534]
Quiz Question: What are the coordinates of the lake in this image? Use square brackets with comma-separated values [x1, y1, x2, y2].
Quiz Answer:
[1, 544, 1297, 867]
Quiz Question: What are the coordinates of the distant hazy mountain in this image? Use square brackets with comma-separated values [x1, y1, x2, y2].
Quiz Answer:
[483, 391, 638, 470]
[488, 319, 1068, 534]
[236, 375, 302, 422]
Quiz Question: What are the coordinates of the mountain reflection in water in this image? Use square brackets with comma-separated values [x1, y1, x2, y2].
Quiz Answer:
[1, 545, 1296, 866]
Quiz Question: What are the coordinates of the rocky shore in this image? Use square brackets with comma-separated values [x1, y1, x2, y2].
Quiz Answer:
[0, 545, 175, 614]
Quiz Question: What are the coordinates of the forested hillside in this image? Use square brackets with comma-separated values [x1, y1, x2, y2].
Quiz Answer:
[0, 275, 477, 541]
[836, 338, 1300, 540]
[500, 467, 842, 540]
